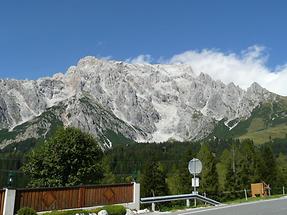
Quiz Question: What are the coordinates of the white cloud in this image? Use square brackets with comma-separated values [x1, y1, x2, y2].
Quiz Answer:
[162, 45, 287, 96]
[127, 54, 152, 64]
[99, 55, 112, 60]
[125, 46, 287, 96]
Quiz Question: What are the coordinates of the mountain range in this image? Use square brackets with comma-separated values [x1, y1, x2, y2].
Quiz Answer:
[1, 56, 287, 150]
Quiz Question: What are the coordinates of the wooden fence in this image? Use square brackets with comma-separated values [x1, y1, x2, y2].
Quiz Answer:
[14, 183, 134, 212]
[0, 189, 5, 215]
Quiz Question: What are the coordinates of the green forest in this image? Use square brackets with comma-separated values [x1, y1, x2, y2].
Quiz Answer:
[105, 138, 287, 200]
[1, 129, 287, 202]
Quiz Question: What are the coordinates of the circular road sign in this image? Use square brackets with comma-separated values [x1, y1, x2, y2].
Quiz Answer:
[188, 158, 202, 175]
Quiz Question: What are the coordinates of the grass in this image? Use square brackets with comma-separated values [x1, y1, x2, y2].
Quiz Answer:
[225, 194, 285, 204]
[236, 99, 287, 144]
[239, 123, 287, 144]
[160, 204, 195, 212]
[247, 117, 266, 133]
[208, 98, 287, 145]
[156, 202, 209, 212]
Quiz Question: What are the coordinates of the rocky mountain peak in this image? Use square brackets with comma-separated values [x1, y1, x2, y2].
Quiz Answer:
[247, 82, 273, 100]
[0, 57, 278, 147]
[248, 82, 266, 93]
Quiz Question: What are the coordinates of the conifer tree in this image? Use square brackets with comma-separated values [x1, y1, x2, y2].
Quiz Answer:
[178, 148, 194, 194]
[140, 161, 168, 197]
[236, 139, 257, 189]
[217, 149, 230, 191]
[167, 165, 182, 194]
[101, 156, 116, 184]
[224, 158, 241, 199]
[276, 153, 287, 187]
[221, 147, 241, 200]
[197, 144, 219, 198]
[260, 144, 277, 186]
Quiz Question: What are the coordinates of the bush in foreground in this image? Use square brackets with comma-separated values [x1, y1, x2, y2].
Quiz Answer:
[102, 205, 126, 215]
[17, 207, 37, 215]
[43, 210, 90, 215]
[43, 205, 126, 215]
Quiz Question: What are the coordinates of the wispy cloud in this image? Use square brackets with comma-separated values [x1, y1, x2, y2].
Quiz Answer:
[99, 55, 112, 60]
[126, 54, 152, 64]
[164, 45, 287, 96]
[128, 46, 287, 96]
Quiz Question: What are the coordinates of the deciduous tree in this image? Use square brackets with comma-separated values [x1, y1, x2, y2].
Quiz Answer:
[22, 127, 104, 187]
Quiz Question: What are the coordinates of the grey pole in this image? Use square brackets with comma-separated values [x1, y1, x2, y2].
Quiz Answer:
[152, 203, 155, 211]
[268, 187, 271, 196]
[188, 158, 202, 208]
[194, 173, 197, 207]
[244, 189, 248, 201]
[186, 199, 190, 207]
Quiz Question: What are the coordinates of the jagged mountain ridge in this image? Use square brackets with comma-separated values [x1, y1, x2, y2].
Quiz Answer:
[0, 56, 279, 148]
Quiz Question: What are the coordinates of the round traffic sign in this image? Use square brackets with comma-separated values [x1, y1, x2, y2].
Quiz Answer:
[188, 158, 202, 175]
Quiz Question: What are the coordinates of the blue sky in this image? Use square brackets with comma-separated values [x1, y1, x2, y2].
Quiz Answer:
[0, 0, 287, 81]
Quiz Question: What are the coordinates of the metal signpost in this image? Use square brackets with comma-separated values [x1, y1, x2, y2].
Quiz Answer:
[188, 158, 202, 207]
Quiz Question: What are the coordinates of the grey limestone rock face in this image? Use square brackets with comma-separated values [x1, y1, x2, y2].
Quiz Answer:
[0, 56, 277, 146]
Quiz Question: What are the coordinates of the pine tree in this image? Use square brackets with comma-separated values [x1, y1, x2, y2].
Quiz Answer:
[167, 165, 181, 194]
[140, 161, 168, 197]
[236, 139, 257, 189]
[260, 144, 277, 186]
[221, 147, 241, 200]
[224, 158, 241, 200]
[197, 144, 219, 198]
[177, 148, 194, 194]
[156, 163, 169, 195]
[276, 153, 287, 188]
[217, 149, 230, 191]
[101, 156, 116, 184]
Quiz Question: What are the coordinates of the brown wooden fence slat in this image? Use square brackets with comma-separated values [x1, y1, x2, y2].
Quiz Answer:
[14, 183, 134, 213]
[0, 189, 5, 215]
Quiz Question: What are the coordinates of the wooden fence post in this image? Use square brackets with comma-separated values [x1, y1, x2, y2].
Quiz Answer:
[77, 187, 86, 208]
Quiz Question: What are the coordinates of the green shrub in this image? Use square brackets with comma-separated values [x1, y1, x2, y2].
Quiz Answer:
[43, 211, 61, 215]
[90, 207, 104, 213]
[103, 205, 126, 215]
[17, 207, 37, 215]
[43, 205, 126, 215]
[43, 210, 89, 215]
